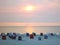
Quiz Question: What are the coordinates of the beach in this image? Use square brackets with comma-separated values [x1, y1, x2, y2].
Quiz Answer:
[0, 33, 60, 45]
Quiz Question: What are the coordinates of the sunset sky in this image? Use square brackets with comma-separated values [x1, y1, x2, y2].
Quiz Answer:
[0, 0, 60, 26]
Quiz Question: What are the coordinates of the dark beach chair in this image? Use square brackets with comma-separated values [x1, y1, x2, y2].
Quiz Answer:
[2, 35, 6, 40]
[26, 33, 30, 37]
[1, 33, 6, 36]
[9, 35, 12, 39]
[44, 35, 48, 39]
[40, 33, 43, 36]
[7, 33, 10, 36]
[11, 35, 16, 39]
[32, 32, 36, 36]
[30, 34, 34, 39]
[8, 33, 16, 39]
[18, 36, 22, 40]
[13, 33, 17, 37]
[50, 33, 54, 36]
[8, 33, 13, 39]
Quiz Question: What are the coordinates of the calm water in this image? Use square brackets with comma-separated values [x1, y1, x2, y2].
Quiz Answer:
[0, 26, 60, 34]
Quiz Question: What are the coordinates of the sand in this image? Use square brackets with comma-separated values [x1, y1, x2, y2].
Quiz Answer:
[0, 34, 60, 45]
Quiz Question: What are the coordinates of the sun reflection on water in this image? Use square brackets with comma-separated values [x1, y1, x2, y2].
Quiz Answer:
[25, 26, 34, 34]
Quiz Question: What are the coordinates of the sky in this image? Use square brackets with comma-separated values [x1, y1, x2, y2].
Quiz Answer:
[0, 0, 60, 22]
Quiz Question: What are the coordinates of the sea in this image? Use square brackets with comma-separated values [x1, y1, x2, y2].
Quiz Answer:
[0, 26, 60, 34]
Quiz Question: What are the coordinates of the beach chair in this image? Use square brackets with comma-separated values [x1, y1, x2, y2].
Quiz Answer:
[11, 35, 16, 39]
[1, 33, 6, 36]
[40, 33, 43, 36]
[7, 33, 9, 36]
[38, 37, 41, 40]
[18, 36, 22, 40]
[50, 33, 54, 36]
[2, 35, 6, 40]
[26, 33, 30, 37]
[32, 33, 36, 36]
[8, 33, 13, 39]
[44, 35, 48, 39]
[30, 34, 34, 39]
[13, 33, 17, 37]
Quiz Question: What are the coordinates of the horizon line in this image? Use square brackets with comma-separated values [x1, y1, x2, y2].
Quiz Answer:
[0, 22, 60, 26]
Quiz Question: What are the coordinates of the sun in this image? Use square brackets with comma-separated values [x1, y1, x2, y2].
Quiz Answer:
[24, 5, 35, 12]
[25, 6, 33, 11]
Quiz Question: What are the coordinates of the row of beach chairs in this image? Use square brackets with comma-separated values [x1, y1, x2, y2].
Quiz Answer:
[0, 33, 59, 40]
